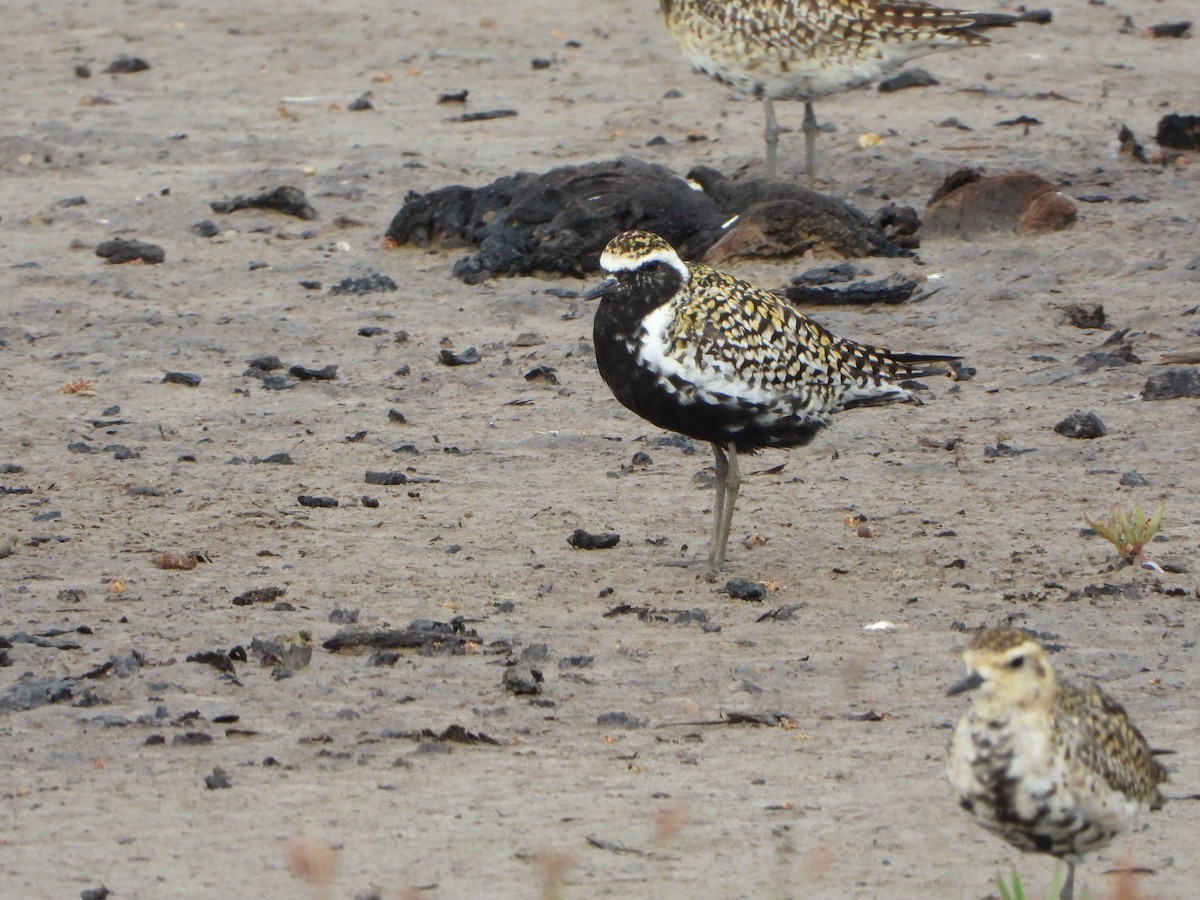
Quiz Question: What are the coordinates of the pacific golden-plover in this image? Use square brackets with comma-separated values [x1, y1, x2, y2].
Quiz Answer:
[659, 0, 1027, 183]
[946, 627, 1168, 900]
[586, 229, 958, 570]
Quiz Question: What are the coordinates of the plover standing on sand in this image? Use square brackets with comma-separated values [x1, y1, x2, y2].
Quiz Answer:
[659, 0, 1033, 183]
[587, 229, 958, 570]
[947, 627, 1168, 900]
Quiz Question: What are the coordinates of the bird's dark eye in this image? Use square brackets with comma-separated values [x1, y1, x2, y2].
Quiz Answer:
[642, 261, 662, 273]
[1008, 654, 1025, 669]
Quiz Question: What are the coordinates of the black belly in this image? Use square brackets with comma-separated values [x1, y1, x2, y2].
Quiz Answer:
[594, 329, 826, 454]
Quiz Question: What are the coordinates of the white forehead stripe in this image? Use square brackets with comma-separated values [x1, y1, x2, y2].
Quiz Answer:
[599, 245, 687, 279]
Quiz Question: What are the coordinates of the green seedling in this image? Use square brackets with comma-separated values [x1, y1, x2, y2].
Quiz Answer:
[1085, 502, 1163, 565]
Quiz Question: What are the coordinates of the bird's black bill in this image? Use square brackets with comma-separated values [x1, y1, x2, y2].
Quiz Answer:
[584, 277, 617, 301]
[946, 671, 985, 696]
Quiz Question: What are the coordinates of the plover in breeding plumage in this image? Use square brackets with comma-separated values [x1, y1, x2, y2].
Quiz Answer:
[659, 0, 1033, 183]
[586, 229, 958, 571]
[946, 627, 1169, 900]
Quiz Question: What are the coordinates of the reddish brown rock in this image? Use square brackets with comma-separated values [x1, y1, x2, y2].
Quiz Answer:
[921, 168, 1077, 238]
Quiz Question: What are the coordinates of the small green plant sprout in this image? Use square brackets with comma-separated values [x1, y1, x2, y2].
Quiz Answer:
[996, 865, 1088, 900]
[1084, 502, 1164, 566]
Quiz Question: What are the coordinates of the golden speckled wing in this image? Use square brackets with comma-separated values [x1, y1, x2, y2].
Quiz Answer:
[661, 262, 922, 413]
[1059, 679, 1169, 806]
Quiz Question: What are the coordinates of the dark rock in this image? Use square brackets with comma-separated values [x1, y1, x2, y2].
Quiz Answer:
[387, 408, 407, 423]
[330, 273, 397, 295]
[253, 452, 294, 465]
[297, 495, 338, 508]
[361, 495, 379, 508]
[329, 607, 359, 624]
[784, 272, 918, 306]
[364, 470, 406, 485]
[323, 618, 480, 654]
[1054, 411, 1106, 439]
[246, 355, 285, 371]
[359, 326, 388, 337]
[1155, 113, 1200, 150]
[524, 365, 558, 384]
[0, 676, 75, 711]
[878, 68, 937, 92]
[232, 586, 286, 607]
[191, 219, 219, 237]
[723, 577, 768, 601]
[1143, 22, 1192, 39]
[596, 711, 647, 729]
[186, 650, 236, 674]
[455, 109, 518, 122]
[503, 662, 543, 695]
[1059, 302, 1105, 329]
[204, 767, 232, 789]
[211, 186, 317, 220]
[348, 94, 374, 111]
[96, 237, 165, 264]
[1120, 471, 1150, 487]
[172, 731, 213, 745]
[1074, 351, 1136, 373]
[1142, 367, 1200, 401]
[288, 364, 337, 381]
[922, 169, 1077, 237]
[568, 528, 620, 550]
[163, 371, 201, 387]
[103, 55, 150, 74]
[1018, 8, 1053, 24]
[81, 886, 111, 900]
[438, 347, 480, 366]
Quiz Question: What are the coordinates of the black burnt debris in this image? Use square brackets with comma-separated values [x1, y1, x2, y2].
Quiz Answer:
[95, 237, 165, 264]
[568, 529, 620, 550]
[210, 186, 317, 220]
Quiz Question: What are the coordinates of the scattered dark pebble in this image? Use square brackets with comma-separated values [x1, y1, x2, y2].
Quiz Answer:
[439, 347, 480, 366]
[503, 662, 543, 695]
[437, 90, 468, 104]
[596, 711, 647, 729]
[74, 64, 91, 78]
[96, 237, 165, 264]
[210, 185, 317, 220]
[1054, 411, 1106, 439]
[297, 495, 338, 508]
[365, 470, 406, 485]
[1155, 114, 1200, 151]
[455, 109, 518, 122]
[1143, 21, 1191, 39]
[172, 731, 213, 745]
[568, 528, 620, 550]
[1018, 8, 1053, 24]
[388, 408, 407, 424]
[1120, 471, 1150, 487]
[359, 326, 388, 337]
[361, 495, 379, 508]
[253, 452, 294, 465]
[323, 618, 480, 654]
[56, 195, 87, 207]
[204, 767, 232, 789]
[163, 371, 201, 387]
[846, 711, 885, 722]
[722, 577, 767, 601]
[1141, 367, 1200, 401]
[246, 354, 285, 372]
[784, 272, 918, 306]
[191, 219, 219, 237]
[330, 273, 397, 295]
[329, 607, 359, 624]
[348, 93, 374, 111]
[531, 57, 552, 70]
[81, 886, 111, 900]
[1059, 302, 1105, 329]
[878, 68, 937, 92]
[232, 586, 286, 607]
[288, 363, 338, 381]
[145, 734, 165, 745]
[186, 650, 236, 674]
[103, 55, 150, 74]
[985, 442, 1035, 459]
[369, 650, 400, 667]
[756, 604, 805, 622]
[299, 279, 321, 290]
[524, 365, 558, 384]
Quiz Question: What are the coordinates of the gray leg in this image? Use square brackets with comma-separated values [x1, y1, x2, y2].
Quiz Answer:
[763, 98, 780, 180]
[709, 444, 742, 571]
[802, 101, 819, 189]
[1059, 861, 1075, 900]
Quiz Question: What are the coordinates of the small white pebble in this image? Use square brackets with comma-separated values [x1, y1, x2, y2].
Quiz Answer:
[863, 620, 897, 632]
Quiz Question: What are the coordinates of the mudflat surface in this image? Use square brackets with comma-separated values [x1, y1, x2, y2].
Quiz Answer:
[1, 2, 1198, 898]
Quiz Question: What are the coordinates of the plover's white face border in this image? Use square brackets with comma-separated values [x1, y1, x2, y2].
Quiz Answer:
[600, 244, 689, 283]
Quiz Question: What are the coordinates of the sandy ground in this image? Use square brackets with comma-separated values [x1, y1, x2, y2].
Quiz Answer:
[2, 1, 1199, 898]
